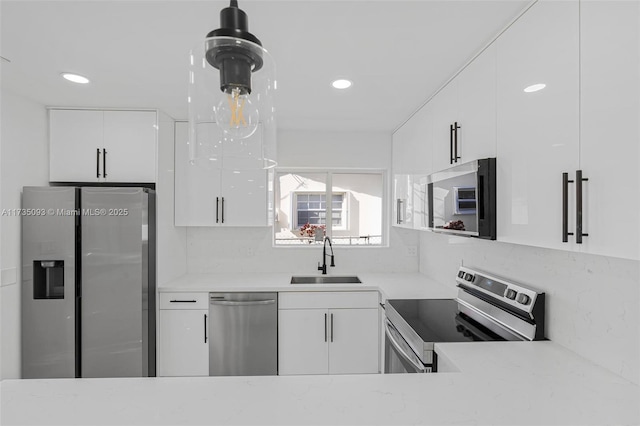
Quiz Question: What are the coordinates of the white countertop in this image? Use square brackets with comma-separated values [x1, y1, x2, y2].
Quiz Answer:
[2, 340, 638, 425]
[3, 273, 637, 425]
[158, 272, 458, 300]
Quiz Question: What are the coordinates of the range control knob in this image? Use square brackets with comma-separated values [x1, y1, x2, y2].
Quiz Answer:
[457, 271, 465, 278]
[516, 293, 531, 305]
[505, 289, 517, 300]
[464, 273, 474, 282]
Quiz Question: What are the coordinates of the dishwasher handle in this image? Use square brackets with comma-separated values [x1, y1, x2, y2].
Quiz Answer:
[209, 299, 276, 306]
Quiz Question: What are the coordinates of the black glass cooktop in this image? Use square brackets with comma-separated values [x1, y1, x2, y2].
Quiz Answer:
[387, 299, 505, 343]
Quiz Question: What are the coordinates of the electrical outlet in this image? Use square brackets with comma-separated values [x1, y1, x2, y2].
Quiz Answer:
[246, 247, 255, 256]
[405, 246, 418, 257]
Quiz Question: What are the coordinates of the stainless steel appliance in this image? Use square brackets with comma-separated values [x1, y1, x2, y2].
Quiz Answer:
[21, 186, 156, 379]
[384, 266, 545, 373]
[428, 158, 496, 239]
[208, 292, 277, 376]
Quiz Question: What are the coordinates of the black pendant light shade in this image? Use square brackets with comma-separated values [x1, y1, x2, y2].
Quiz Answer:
[205, 0, 264, 95]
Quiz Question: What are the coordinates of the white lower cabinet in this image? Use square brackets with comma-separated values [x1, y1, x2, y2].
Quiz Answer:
[278, 292, 380, 375]
[158, 293, 209, 377]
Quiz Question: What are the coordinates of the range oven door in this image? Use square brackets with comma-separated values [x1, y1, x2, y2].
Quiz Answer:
[384, 319, 430, 373]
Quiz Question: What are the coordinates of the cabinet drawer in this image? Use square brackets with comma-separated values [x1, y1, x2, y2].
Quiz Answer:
[279, 291, 379, 310]
[159, 292, 209, 310]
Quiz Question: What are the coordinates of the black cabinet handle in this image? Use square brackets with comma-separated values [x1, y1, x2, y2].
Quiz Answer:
[324, 313, 327, 342]
[221, 197, 225, 224]
[453, 122, 461, 163]
[216, 197, 219, 223]
[103, 149, 107, 178]
[449, 124, 455, 164]
[204, 314, 208, 343]
[576, 170, 589, 244]
[562, 172, 574, 242]
[396, 199, 403, 224]
[96, 149, 101, 178]
[169, 299, 196, 303]
[330, 313, 334, 342]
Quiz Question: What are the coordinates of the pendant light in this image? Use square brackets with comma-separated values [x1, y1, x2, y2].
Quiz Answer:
[188, 0, 277, 169]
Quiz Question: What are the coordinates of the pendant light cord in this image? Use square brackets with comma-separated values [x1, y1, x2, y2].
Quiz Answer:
[230, 0, 238, 7]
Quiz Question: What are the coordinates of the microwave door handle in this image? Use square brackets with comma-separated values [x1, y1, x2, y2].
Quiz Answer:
[384, 320, 426, 373]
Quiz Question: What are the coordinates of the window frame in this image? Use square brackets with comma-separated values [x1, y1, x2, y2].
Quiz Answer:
[273, 168, 388, 248]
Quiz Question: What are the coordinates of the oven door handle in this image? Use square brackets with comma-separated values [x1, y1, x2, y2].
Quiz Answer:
[384, 320, 426, 373]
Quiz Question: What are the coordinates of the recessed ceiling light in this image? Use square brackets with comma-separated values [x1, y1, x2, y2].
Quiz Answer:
[61, 73, 90, 84]
[524, 83, 546, 93]
[332, 79, 352, 90]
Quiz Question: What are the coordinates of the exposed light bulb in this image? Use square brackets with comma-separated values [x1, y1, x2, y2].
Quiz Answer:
[214, 87, 259, 139]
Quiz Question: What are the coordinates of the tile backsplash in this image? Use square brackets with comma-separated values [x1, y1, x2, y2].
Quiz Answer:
[419, 231, 639, 384]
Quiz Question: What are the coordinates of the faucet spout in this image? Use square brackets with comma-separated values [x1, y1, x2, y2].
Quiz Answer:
[317, 237, 335, 275]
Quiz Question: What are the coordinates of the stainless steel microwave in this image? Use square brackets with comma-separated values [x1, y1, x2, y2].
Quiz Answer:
[428, 158, 496, 239]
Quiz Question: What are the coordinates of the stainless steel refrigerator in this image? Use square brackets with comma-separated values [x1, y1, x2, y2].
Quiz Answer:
[21, 186, 156, 379]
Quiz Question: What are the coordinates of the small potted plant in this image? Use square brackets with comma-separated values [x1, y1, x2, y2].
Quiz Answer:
[298, 223, 326, 243]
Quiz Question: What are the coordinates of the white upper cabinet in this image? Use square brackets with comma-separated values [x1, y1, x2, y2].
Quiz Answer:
[50, 109, 104, 182]
[102, 111, 157, 183]
[49, 109, 157, 183]
[496, 0, 580, 251]
[578, 1, 639, 260]
[457, 44, 497, 164]
[392, 104, 432, 176]
[392, 93, 433, 229]
[174, 121, 269, 227]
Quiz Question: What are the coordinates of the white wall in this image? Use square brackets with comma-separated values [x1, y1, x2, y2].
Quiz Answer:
[186, 129, 420, 274]
[419, 231, 639, 385]
[0, 91, 50, 379]
[156, 112, 187, 285]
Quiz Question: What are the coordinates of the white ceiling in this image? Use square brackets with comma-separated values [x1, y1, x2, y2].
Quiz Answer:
[1, 0, 529, 132]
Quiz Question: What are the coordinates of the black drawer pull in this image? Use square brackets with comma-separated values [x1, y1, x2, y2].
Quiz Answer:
[170, 299, 197, 303]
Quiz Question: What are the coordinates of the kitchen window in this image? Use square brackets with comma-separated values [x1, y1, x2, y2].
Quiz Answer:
[275, 171, 385, 246]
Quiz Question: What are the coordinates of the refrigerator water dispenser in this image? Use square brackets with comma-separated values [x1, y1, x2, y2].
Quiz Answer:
[33, 260, 64, 299]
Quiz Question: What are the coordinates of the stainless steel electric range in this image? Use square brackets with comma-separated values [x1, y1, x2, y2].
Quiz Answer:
[384, 266, 545, 373]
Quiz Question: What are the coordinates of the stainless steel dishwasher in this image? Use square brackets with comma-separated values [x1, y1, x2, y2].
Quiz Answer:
[208, 292, 278, 376]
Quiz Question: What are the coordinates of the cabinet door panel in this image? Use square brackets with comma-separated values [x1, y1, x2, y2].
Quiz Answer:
[278, 309, 329, 375]
[174, 121, 220, 226]
[49, 109, 103, 182]
[220, 169, 267, 226]
[458, 44, 497, 162]
[496, 0, 580, 250]
[328, 308, 379, 375]
[158, 309, 208, 377]
[103, 110, 157, 183]
[579, 1, 639, 260]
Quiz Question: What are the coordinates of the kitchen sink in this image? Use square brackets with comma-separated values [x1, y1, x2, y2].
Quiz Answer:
[290, 276, 362, 284]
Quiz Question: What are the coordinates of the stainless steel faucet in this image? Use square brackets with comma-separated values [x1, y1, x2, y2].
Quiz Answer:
[317, 237, 335, 275]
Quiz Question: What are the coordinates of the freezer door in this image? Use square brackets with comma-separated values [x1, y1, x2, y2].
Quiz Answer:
[80, 187, 149, 378]
[21, 187, 77, 378]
